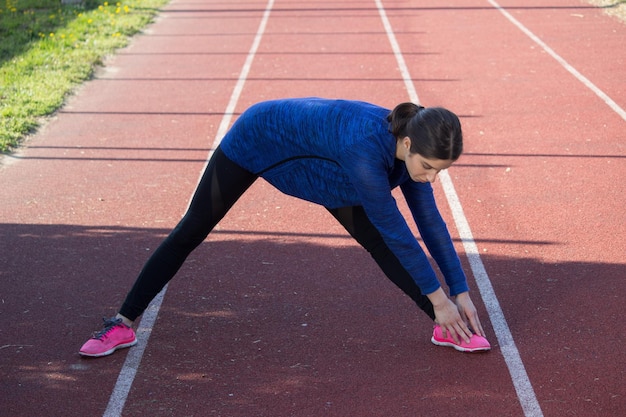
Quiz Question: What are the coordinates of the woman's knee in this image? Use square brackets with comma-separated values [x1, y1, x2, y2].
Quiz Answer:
[168, 212, 212, 250]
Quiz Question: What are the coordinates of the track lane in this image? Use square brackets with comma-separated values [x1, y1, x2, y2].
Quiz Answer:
[384, 0, 625, 415]
[0, 1, 267, 416]
[124, 1, 522, 416]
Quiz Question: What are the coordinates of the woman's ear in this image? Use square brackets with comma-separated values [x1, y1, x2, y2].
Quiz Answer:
[402, 136, 411, 152]
[396, 136, 413, 160]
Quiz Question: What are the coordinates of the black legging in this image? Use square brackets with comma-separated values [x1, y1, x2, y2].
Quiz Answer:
[120, 146, 435, 321]
[326, 206, 435, 320]
[119, 147, 257, 320]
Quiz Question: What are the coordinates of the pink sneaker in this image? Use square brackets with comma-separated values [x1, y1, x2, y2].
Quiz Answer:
[79, 317, 137, 357]
[431, 325, 491, 353]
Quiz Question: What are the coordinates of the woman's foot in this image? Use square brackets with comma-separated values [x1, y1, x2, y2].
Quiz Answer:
[431, 324, 491, 353]
[79, 317, 137, 357]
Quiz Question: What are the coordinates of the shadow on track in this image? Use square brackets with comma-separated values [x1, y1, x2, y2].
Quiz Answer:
[0, 222, 623, 416]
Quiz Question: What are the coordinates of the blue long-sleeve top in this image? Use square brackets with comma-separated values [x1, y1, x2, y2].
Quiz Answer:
[220, 98, 469, 296]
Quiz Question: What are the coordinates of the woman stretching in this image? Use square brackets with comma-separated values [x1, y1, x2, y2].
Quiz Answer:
[79, 98, 491, 357]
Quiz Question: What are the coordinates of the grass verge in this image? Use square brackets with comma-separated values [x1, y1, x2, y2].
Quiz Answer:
[587, 0, 626, 23]
[0, 0, 169, 153]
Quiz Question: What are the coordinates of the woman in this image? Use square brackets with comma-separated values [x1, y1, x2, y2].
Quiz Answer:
[79, 98, 490, 357]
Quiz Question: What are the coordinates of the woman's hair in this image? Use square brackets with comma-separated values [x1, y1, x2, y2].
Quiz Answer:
[387, 102, 463, 161]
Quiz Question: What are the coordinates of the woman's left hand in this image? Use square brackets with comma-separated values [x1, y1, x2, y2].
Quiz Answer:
[454, 292, 486, 337]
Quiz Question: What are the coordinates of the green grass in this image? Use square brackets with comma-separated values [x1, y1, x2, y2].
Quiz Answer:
[0, 0, 170, 153]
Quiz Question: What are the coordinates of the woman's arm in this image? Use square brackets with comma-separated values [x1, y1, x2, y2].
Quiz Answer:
[401, 180, 486, 338]
[400, 180, 468, 295]
[343, 143, 444, 296]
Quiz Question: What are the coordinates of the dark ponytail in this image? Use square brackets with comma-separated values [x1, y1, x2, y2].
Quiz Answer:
[387, 103, 463, 161]
[387, 102, 424, 138]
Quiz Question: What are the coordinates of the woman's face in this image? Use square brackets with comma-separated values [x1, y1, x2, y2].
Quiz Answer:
[398, 137, 454, 183]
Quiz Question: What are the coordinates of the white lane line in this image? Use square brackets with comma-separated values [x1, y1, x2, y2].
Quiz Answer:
[212, 0, 276, 147]
[439, 172, 544, 417]
[488, 0, 626, 122]
[102, 1, 276, 416]
[374, 1, 544, 416]
[103, 287, 167, 417]
[374, 0, 420, 104]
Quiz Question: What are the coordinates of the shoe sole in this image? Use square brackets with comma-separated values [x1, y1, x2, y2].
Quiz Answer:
[431, 337, 491, 353]
[79, 339, 138, 358]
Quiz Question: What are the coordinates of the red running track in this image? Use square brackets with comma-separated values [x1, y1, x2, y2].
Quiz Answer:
[1, 0, 624, 416]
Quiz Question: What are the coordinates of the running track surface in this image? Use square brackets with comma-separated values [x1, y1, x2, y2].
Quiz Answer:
[1, 0, 624, 416]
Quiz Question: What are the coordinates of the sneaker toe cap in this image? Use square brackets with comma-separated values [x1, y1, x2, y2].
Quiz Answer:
[79, 339, 106, 355]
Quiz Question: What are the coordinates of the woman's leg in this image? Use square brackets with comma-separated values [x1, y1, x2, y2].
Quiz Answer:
[119, 146, 257, 321]
[326, 206, 435, 320]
